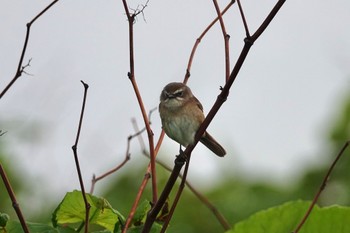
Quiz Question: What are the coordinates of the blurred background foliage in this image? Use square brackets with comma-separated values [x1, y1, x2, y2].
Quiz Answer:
[1, 92, 349, 233]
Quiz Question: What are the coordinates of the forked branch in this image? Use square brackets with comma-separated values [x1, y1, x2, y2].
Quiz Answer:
[0, 0, 60, 99]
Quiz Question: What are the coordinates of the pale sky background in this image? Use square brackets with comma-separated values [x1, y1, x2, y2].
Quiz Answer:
[1, 0, 350, 213]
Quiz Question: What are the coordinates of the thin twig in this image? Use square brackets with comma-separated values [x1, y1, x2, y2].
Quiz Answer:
[71, 80, 90, 233]
[0, 0, 60, 99]
[142, 153, 187, 233]
[160, 154, 192, 233]
[122, 132, 165, 232]
[0, 130, 7, 136]
[121, 0, 158, 210]
[129, 0, 150, 22]
[236, 0, 250, 37]
[0, 164, 29, 233]
[293, 140, 350, 233]
[212, 0, 231, 81]
[122, 111, 163, 232]
[184, 1, 235, 84]
[90, 109, 156, 194]
[90, 152, 130, 194]
[90, 128, 144, 192]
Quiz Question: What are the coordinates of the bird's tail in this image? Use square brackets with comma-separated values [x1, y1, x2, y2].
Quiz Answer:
[200, 132, 226, 157]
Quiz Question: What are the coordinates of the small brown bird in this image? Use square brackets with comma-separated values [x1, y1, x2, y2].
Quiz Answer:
[159, 82, 226, 157]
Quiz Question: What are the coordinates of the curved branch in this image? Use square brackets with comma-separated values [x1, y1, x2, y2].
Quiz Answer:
[293, 140, 350, 233]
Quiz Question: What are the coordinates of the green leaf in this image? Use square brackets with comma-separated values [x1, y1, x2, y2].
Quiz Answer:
[227, 200, 350, 233]
[132, 200, 151, 226]
[52, 190, 125, 231]
[0, 220, 76, 233]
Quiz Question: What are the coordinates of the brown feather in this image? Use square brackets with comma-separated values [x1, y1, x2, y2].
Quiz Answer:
[200, 132, 226, 157]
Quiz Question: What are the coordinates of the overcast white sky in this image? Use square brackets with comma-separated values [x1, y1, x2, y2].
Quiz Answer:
[1, 0, 350, 212]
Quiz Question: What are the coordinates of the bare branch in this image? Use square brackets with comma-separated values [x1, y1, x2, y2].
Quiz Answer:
[160, 155, 192, 233]
[121, 0, 158, 212]
[142, 0, 287, 231]
[0, 164, 29, 233]
[129, 0, 150, 22]
[0, 0, 60, 99]
[293, 140, 350, 233]
[71, 80, 90, 233]
[184, 1, 234, 84]
[212, 0, 231, 81]
[236, 0, 250, 37]
[122, 113, 164, 233]
[89, 109, 156, 194]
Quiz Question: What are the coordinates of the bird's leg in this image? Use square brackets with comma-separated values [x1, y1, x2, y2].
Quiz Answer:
[175, 145, 186, 165]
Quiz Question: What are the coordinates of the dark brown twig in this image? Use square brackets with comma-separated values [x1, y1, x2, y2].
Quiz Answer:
[142, 153, 187, 233]
[142, 0, 286, 232]
[160, 155, 192, 233]
[71, 80, 90, 233]
[0, 164, 29, 233]
[293, 140, 350, 233]
[0, 0, 60, 99]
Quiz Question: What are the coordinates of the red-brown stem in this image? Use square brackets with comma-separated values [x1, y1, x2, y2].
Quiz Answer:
[184, 1, 234, 84]
[71, 81, 90, 233]
[236, 0, 250, 37]
[0, 0, 60, 99]
[293, 140, 350, 233]
[121, 0, 158, 208]
[89, 119, 154, 194]
[122, 132, 164, 232]
[0, 164, 29, 232]
[90, 151, 130, 194]
[123, 172, 151, 232]
[212, 0, 231, 81]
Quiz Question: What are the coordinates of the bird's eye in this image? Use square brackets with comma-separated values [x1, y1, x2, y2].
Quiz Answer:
[175, 91, 183, 97]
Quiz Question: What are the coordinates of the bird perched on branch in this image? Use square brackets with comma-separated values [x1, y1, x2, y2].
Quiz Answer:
[159, 82, 226, 157]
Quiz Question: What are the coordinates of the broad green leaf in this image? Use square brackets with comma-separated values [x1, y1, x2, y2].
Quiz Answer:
[228, 200, 350, 233]
[132, 200, 151, 226]
[127, 222, 162, 233]
[52, 190, 125, 231]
